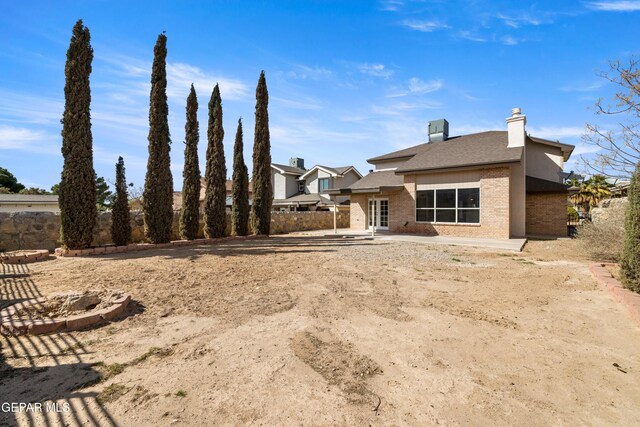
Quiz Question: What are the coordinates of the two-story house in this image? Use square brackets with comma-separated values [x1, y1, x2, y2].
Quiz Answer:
[272, 158, 362, 211]
[327, 108, 574, 238]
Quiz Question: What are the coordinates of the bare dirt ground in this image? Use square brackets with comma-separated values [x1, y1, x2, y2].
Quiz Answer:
[1, 235, 639, 426]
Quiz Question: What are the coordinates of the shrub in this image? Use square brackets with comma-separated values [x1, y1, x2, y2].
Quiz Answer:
[621, 164, 640, 293]
[577, 203, 625, 262]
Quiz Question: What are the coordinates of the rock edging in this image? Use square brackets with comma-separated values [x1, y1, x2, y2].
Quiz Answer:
[589, 263, 640, 325]
[0, 294, 131, 336]
[0, 249, 50, 264]
[54, 235, 268, 257]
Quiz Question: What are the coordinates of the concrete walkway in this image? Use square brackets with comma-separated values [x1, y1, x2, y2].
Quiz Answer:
[292, 229, 527, 252]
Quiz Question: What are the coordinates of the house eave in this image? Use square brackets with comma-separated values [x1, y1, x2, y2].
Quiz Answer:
[395, 159, 521, 175]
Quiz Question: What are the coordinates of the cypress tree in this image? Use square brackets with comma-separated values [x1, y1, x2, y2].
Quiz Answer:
[621, 162, 640, 293]
[232, 118, 250, 236]
[111, 156, 131, 246]
[59, 19, 96, 249]
[203, 84, 227, 238]
[179, 84, 201, 240]
[250, 71, 272, 235]
[143, 33, 173, 243]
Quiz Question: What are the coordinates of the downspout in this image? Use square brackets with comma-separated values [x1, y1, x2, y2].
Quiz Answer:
[371, 194, 376, 237]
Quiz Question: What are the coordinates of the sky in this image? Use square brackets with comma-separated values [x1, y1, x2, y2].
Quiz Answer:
[0, 0, 639, 191]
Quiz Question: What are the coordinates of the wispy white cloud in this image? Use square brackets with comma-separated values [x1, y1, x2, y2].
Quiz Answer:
[271, 96, 323, 111]
[401, 19, 450, 32]
[496, 12, 543, 28]
[166, 63, 248, 101]
[0, 125, 58, 154]
[358, 63, 394, 78]
[586, 1, 640, 11]
[388, 77, 443, 98]
[501, 35, 519, 45]
[560, 81, 605, 92]
[458, 31, 487, 42]
[286, 64, 333, 80]
[528, 125, 586, 139]
[379, 0, 404, 11]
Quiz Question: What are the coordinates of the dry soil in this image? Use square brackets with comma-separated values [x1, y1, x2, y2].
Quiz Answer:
[1, 235, 639, 426]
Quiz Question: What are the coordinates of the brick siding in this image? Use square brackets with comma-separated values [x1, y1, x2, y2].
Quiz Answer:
[526, 193, 567, 237]
[351, 167, 512, 239]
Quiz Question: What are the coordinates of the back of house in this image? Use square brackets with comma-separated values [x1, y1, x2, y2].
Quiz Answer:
[328, 108, 574, 239]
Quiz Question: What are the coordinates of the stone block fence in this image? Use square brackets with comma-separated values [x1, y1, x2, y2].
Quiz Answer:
[0, 210, 349, 252]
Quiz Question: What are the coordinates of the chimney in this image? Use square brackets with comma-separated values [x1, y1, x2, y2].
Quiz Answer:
[289, 157, 305, 169]
[506, 107, 526, 148]
[428, 119, 449, 142]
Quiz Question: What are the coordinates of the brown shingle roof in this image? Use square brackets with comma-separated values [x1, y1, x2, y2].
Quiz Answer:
[272, 163, 306, 175]
[367, 142, 431, 163]
[394, 131, 523, 174]
[325, 170, 404, 194]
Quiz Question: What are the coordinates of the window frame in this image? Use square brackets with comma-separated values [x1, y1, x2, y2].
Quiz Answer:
[318, 178, 330, 193]
[415, 187, 480, 225]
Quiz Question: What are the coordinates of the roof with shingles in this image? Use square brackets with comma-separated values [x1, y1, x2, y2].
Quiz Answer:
[346, 170, 404, 191]
[394, 131, 523, 174]
[271, 163, 306, 175]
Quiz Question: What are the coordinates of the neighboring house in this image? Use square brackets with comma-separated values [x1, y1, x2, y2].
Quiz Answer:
[0, 194, 59, 213]
[173, 178, 253, 210]
[327, 108, 574, 238]
[271, 158, 362, 211]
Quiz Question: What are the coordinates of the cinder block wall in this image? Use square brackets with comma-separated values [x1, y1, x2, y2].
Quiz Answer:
[526, 193, 567, 237]
[0, 210, 350, 251]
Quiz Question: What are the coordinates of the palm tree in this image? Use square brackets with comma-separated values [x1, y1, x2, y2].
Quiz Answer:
[570, 175, 612, 213]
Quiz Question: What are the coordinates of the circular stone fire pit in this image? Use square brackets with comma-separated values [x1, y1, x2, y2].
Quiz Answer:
[0, 290, 131, 336]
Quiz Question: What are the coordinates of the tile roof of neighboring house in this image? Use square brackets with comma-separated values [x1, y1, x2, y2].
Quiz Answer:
[273, 193, 332, 206]
[394, 131, 523, 174]
[272, 163, 306, 175]
[0, 194, 59, 203]
[526, 176, 570, 193]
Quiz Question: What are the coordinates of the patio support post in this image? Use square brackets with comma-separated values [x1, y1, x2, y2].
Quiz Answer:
[371, 195, 376, 237]
[333, 200, 337, 234]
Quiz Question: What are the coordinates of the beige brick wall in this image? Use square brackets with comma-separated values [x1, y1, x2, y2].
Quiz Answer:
[350, 167, 512, 239]
[350, 194, 367, 231]
[526, 193, 567, 237]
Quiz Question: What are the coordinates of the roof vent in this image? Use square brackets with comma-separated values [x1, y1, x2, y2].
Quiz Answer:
[511, 107, 522, 116]
[428, 119, 449, 142]
[289, 157, 305, 170]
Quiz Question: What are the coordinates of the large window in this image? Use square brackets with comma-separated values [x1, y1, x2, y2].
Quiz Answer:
[318, 178, 330, 193]
[416, 188, 480, 224]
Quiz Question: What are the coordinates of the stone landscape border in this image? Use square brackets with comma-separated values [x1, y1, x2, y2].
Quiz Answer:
[0, 249, 50, 264]
[0, 294, 131, 336]
[590, 263, 640, 325]
[54, 235, 267, 257]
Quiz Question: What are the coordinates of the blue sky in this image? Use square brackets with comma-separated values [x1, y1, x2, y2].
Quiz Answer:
[0, 0, 638, 190]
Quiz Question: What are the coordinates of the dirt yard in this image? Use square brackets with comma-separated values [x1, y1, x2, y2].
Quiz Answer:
[1, 235, 639, 426]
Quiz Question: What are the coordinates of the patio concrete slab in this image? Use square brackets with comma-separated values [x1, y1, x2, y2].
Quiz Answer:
[312, 229, 527, 251]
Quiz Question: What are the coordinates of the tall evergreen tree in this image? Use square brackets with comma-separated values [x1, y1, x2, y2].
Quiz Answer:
[232, 118, 250, 236]
[621, 162, 640, 293]
[203, 84, 227, 238]
[59, 20, 96, 249]
[250, 71, 272, 235]
[143, 33, 173, 243]
[179, 84, 201, 240]
[111, 157, 131, 246]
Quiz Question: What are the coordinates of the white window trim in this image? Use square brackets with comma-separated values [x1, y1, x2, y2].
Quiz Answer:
[415, 187, 481, 225]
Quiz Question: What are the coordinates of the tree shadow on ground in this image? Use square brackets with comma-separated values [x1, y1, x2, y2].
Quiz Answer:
[94, 235, 386, 263]
[1, 263, 120, 426]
